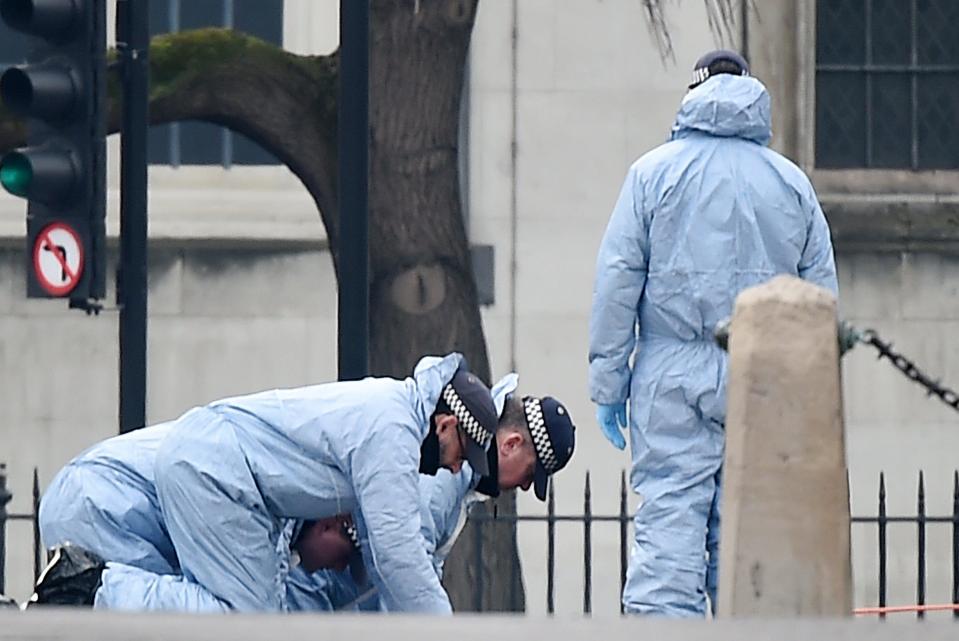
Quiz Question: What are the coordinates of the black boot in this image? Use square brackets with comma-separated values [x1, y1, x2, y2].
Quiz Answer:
[0, 594, 18, 609]
[26, 544, 105, 607]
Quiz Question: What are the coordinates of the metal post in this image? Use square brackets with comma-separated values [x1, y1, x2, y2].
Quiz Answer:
[909, 0, 919, 169]
[116, 0, 149, 433]
[546, 483, 555, 614]
[32, 468, 41, 581]
[953, 471, 959, 619]
[337, 0, 369, 381]
[583, 472, 592, 615]
[221, 0, 234, 169]
[917, 471, 926, 619]
[864, 0, 873, 167]
[878, 472, 887, 619]
[619, 470, 628, 615]
[0, 464, 10, 595]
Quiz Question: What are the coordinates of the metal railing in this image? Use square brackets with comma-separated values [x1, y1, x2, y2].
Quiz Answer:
[0, 464, 41, 596]
[2, 463, 958, 618]
[468, 472, 630, 614]
[468, 470, 959, 618]
[850, 471, 959, 619]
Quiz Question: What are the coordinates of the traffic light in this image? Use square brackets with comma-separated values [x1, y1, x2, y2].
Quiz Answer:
[0, 0, 106, 303]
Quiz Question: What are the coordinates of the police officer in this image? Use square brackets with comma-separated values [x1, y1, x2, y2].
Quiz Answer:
[32, 353, 498, 613]
[285, 375, 578, 611]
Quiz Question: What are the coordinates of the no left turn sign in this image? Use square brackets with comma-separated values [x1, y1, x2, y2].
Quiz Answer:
[33, 222, 85, 297]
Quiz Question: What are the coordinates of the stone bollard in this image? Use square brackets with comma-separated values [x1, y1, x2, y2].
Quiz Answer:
[717, 275, 851, 617]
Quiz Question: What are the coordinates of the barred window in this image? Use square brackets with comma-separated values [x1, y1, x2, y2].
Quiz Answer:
[815, 0, 959, 169]
[149, 0, 284, 167]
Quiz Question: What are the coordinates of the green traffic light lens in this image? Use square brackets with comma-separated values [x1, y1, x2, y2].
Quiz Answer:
[0, 152, 32, 197]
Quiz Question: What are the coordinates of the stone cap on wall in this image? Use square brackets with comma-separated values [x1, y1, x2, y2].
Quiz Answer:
[823, 195, 959, 254]
[0, 166, 328, 250]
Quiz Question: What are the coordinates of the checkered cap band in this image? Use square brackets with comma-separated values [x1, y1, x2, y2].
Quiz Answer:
[443, 383, 493, 447]
[523, 397, 559, 474]
[691, 66, 710, 86]
[342, 522, 359, 549]
[690, 65, 748, 87]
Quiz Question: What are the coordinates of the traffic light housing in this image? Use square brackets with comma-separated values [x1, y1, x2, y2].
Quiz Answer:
[0, 0, 106, 303]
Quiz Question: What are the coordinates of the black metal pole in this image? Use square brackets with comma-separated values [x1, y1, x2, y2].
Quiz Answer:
[0, 463, 10, 595]
[32, 468, 41, 582]
[546, 483, 555, 615]
[917, 471, 926, 620]
[878, 472, 887, 619]
[117, 0, 149, 433]
[583, 472, 592, 615]
[337, 0, 369, 381]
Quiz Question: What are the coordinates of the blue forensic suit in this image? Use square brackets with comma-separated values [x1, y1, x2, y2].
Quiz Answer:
[588, 74, 838, 616]
[42, 362, 505, 613]
[285, 467, 483, 612]
[39, 423, 177, 575]
[39, 420, 233, 611]
[147, 353, 466, 613]
[286, 373, 518, 612]
[43, 354, 468, 612]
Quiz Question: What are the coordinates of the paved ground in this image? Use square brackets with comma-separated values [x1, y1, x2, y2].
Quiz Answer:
[0, 611, 956, 641]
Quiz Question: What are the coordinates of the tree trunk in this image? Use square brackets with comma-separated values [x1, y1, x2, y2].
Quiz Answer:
[367, 0, 523, 611]
[0, 7, 526, 611]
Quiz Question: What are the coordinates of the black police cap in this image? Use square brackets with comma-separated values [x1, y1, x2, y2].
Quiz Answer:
[689, 49, 750, 89]
[522, 395, 576, 501]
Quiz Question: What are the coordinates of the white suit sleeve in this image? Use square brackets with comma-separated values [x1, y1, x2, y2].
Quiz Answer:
[350, 428, 452, 614]
[588, 165, 650, 404]
[798, 184, 839, 294]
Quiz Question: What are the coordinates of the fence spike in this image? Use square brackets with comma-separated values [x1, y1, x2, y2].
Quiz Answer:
[0, 463, 9, 507]
[619, 470, 628, 615]
[878, 471, 887, 618]
[953, 470, 959, 619]
[917, 470, 927, 619]
[0, 462, 8, 595]
[583, 471, 592, 615]
[547, 479, 555, 615]
[32, 467, 41, 581]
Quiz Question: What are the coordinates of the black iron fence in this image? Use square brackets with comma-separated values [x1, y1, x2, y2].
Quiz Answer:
[469, 470, 959, 618]
[854, 471, 959, 618]
[2, 463, 958, 618]
[0, 464, 41, 596]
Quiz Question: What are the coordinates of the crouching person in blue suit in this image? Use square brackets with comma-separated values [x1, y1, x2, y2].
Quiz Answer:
[32, 353, 498, 613]
[286, 374, 578, 612]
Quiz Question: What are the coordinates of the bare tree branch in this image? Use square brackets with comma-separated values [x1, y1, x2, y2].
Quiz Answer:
[642, 0, 743, 64]
[704, 0, 738, 47]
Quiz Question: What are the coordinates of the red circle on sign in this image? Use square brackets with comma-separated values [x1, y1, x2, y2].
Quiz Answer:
[32, 222, 85, 296]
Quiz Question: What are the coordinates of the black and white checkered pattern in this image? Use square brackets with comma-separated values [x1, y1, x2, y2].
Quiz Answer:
[524, 397, 559, 474]
[443, 383, 493, 447]
[690, 65, 748, 87]
[343, 521, 359, 549]
[690, 66, 711, 87]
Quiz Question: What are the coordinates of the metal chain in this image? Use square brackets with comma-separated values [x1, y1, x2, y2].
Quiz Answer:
[857, 328, 959, 413]
[717, 320, 959, 413]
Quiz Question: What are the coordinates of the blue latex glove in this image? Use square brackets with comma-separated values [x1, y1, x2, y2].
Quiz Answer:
[596, 402, 627, 450]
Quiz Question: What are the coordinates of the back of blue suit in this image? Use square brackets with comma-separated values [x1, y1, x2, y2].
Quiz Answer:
[589, 74, 838, 616]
